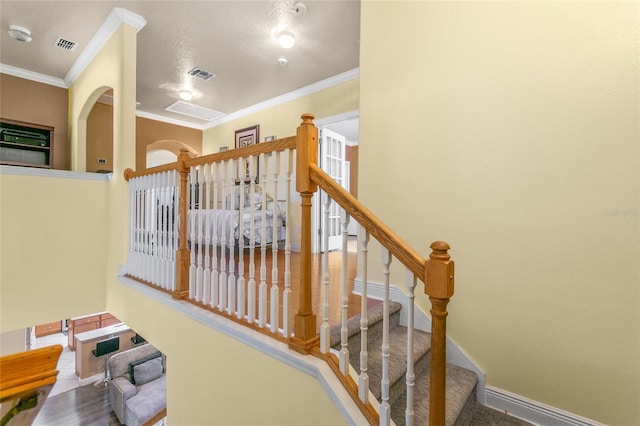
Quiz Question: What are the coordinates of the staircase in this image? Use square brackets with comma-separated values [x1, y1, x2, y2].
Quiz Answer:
[331, 301, 532, 425]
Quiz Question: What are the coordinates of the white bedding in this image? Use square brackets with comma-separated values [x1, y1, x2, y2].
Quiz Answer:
[187, 208, 285, 246]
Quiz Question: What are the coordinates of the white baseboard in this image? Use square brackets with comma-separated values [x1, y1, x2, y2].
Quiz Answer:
[353, 278, 487, 403]
[485, 386, 605, 426]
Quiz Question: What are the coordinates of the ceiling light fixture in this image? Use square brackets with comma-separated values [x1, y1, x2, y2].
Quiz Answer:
[277, 31, 295, 49]
[8, 25, 32, 43]
[179, 90, 193, 101]
[278, 57, 288, 66]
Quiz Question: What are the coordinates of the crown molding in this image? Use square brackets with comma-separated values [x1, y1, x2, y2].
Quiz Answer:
[203, 67, 360, 129]
[64, 7, 146, 86]
[0, 64, 68, 88]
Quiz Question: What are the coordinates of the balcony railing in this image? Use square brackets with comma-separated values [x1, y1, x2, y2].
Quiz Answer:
[123, 113, 455, 425]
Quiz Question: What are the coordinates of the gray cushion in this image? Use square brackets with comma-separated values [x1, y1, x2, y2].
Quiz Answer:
[130, 356, 163, 385]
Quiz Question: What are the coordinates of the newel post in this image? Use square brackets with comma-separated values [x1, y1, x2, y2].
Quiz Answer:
[289, 113, 320, 354]
[173, 148, 191, 300]
[425, 241, 454, 425]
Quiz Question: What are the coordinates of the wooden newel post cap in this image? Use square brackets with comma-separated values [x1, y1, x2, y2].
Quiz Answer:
[300, 113, 315, 125]
[425, 241, 454, 299]
[124, 168, 134, 181]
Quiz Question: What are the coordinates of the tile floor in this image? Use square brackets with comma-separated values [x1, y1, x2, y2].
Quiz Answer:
[31, 332, 80, 397]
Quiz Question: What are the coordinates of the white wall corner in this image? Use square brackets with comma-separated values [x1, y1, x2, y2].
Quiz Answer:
[485, 386, 605, 426]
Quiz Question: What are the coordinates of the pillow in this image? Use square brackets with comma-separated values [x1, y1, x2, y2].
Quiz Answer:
[243, 191, 262, 210]
[129, 351, 164, 385]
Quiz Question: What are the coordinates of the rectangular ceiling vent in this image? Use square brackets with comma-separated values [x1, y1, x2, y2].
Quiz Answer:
[187, 67, 216, 81]
[164, 101, 225, 122]
[55, 36, 79, 51]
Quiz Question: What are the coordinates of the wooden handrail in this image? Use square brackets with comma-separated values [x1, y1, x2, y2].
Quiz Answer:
[123, 137, 297, 181]
[124, 162, 179, 181]
[309, 163, 426, 279]
[308, 158, 454, 426]
[184, 137, 297, 169]
[0, 344, 62, 425]
[0, 345, 62, 400]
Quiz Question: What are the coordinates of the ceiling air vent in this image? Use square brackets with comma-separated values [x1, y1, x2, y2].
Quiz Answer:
[187, 67, 216, 81]
[55, 36, 78, 51]
[164, 101, 225, 122]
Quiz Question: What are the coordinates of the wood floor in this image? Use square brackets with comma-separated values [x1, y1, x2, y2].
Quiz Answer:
[33, 383, 121, 426]
[34, 242, 370, 425]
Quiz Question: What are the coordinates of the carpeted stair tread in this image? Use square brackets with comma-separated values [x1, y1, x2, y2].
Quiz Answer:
[351, 325, 431, 401]
[454, 403, 534, 426]
[329, 301, 402, 348]
[390, 363, 478, 426]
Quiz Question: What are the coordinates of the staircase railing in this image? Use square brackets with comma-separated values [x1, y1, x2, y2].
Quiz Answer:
[123, 113, 454, 426]
[295, 113, 455, 425]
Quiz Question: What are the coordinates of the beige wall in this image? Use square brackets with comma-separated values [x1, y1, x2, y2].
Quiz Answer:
[86, 102, 114, 173]
[202, 79, 359, 154]
[0, 74, 70, 170]
[109, 285, 347, 426]
[135, 116, 202, 170]
[0, 329, 27, 356]
[360, 2, 639, 425]
[0, 173, 108, 331]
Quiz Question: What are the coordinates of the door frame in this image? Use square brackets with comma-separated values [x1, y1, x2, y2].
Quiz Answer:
[311, 110, 359, 253]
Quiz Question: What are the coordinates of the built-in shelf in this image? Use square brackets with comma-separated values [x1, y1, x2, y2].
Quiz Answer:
[1, 118, 54, 169]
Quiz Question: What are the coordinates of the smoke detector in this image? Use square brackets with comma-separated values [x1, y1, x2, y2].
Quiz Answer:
[8, 25, 32, 43]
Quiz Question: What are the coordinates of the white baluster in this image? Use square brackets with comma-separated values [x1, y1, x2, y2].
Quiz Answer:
[270, 152, 280, 333]
[236, 158, 246, 319]
[258, 153, 268, 328]
[405, 269, 416, 426]
[319, 191, 331, 354]
[282, 149, 293, 337]
[358, 227, 370, 403]
[379, 246, 392, 426]
[339, 209, 350, 376]
[210, 163, 219, 308]
[247, 155, 257, 324]
[159, 172, 167, 289]
[170, 170, 178, 292]
[188, 167, 197, 299]
[203, 164, 211, 305]
[227, 159, 237, 316]
[219, 160, 228, 312]
[196, 166, 204, 302]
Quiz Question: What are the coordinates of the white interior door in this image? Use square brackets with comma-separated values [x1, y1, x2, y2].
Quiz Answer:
[319, 128, 347, 251]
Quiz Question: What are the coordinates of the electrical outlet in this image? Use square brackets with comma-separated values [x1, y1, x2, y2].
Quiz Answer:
[97, 158, 107, 164]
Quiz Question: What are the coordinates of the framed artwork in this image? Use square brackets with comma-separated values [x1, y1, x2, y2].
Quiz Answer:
[264, 135, 276, 142]
[235, 124, 260, 148]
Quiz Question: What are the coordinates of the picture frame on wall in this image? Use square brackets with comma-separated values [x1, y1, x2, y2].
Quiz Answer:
[235, 124, 260, 148]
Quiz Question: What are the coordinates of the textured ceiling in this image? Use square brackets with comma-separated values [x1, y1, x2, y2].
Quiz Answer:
[0, 1, 360, 128]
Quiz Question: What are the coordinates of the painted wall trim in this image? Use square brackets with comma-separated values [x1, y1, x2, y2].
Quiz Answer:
[0, 165, 112, 181]
[203, 68, 360, 129]
[0, 64, 67, 88]
[485, 386, 605, 426]
[118, 275, 368, 425]
[64, 7, 146, 86]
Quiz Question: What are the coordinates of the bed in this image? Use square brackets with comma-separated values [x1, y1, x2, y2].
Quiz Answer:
[186, 185, 286, 248]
